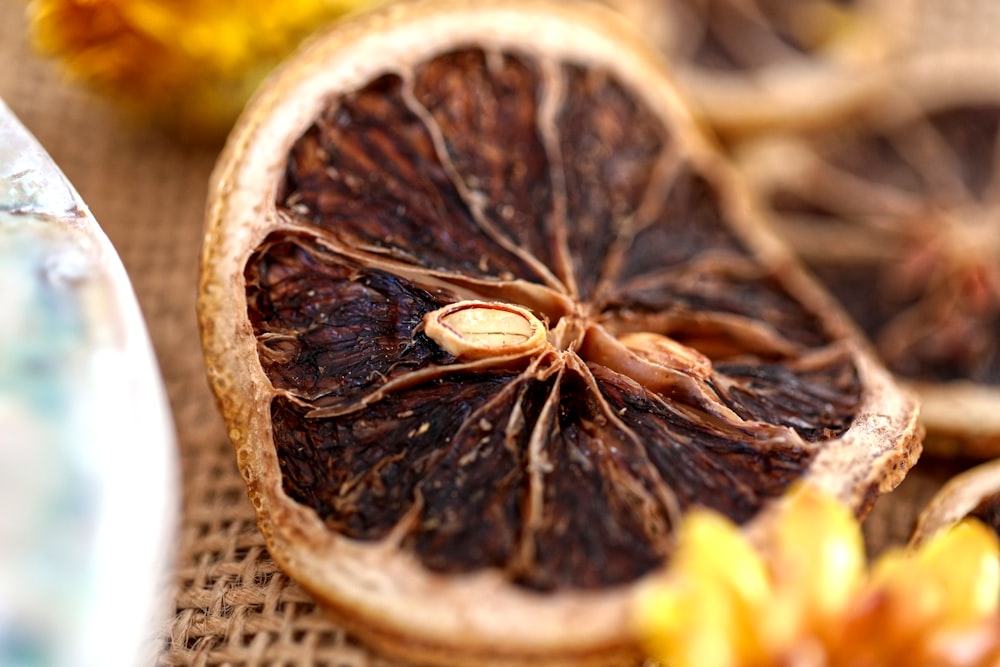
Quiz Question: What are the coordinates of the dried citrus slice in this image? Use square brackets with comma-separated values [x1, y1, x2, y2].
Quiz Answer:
[891, 0, 1000, 59]
[604, 0, 908, 136]
[197, 1, 921, 664]
[911, 458, 1000, 548]
[737, 55, 1000, 458]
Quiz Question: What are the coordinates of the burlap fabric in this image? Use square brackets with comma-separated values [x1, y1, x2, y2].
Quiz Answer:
[0, 1, 986, 665]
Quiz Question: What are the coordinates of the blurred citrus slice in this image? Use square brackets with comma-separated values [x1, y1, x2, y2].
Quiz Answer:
[737, 54, 1000, 458]
[891, 0, 1000, 60]
[604, 0, 909, 136]
[197, 1, 922, 664]
[911, 458, 1000, 550]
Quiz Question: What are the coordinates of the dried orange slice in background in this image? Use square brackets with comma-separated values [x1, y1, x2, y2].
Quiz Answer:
[889, 0, 1000, 61]
[737, 56, 1000, 458]
[604, 0, 908, 136]
[911, 457, 1000, 548]
[197, 1, 921, 664]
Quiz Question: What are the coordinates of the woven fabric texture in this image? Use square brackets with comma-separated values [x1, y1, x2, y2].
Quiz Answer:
[0, 1, 983, 665]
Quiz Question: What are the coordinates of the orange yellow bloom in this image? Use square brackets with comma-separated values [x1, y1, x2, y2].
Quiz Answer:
[27, 0, 381, 139]
[634, 485, 1000, 667]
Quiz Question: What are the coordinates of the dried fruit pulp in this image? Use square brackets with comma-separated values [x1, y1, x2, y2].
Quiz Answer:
[737, 65, 1000, 456]
[198, 1, 921, 664]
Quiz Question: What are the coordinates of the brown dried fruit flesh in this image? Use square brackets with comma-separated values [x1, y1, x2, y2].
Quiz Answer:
[911, 458, 1000, 548]
[736, 58, 1000, 457]
[197, 1, 921, 665]
[604, 0, 908, 136]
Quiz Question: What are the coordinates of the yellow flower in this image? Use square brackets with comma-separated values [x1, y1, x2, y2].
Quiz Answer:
[634, 485, 1000, 667]
[637, 511, 774, 667]
[27, 0, 381, 139]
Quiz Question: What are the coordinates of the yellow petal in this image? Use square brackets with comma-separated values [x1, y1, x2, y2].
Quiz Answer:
[118, 0, 185, 43]
[27, 0, 381, 138]
[771, 485, 865, 620]
[870, 518, 1000, 639]
[915, 519, 1000, 626]
[676, 509, 771, 608]
[635, 510, 776, 666]
[636, 578, 742, 667]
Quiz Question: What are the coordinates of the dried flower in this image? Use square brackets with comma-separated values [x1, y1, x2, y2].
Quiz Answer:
[27, 0, 380, 139]
[634, 485, 1000, 667]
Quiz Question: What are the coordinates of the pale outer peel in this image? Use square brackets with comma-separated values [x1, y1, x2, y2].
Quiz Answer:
[197, 1, 923, 665]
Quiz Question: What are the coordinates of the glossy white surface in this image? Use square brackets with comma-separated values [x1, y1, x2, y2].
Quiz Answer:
[0, 99, 177, 667]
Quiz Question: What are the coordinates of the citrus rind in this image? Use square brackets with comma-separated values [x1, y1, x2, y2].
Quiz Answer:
[911, 458, 1000, 549]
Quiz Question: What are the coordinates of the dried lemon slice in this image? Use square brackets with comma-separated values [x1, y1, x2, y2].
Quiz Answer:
[737, 54, 1000, 458]
[604, 0, 909, 136]
[911, 458, 1000, 549]
[198, 1, 921, 664]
